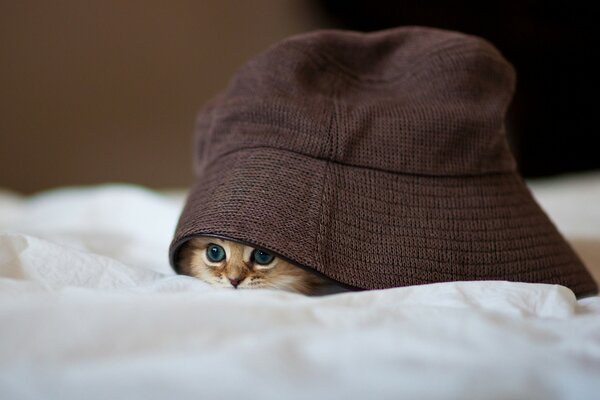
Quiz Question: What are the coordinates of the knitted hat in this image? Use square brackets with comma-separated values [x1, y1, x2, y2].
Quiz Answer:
[170, 26, 598, 298]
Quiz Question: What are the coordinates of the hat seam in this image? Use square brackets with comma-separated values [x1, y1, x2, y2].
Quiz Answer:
[329, 265, 588, 287]
[340, 265, 587, 283]
[328, 237, 570, 258]
[344, 263, 585, 281]
[197, 148, 521, 191]
[202, 102, 516, 176]
[337, 186, 530, 203]
[331, 199, 541, 219]
[329, 219, 561, 241]
[336, 178, 525, 196]
[328, 245, 576, 269]
[334, 192, 533, 210]
[333, 208, 547, 224]
[212, 144, 515, 178]
[287, 37, 477, 85]
[315, 70, 339, 278]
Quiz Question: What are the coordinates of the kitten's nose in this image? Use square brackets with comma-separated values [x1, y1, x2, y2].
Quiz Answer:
[228, 277, 242, 288]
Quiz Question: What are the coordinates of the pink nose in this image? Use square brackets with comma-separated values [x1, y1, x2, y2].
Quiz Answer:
[228, 277, 242, 288]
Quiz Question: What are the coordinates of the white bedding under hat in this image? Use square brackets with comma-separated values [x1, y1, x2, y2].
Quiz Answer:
[1, 172, 599, 399]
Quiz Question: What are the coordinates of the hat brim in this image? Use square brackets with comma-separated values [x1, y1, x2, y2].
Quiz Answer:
[170, 147, 598, 298]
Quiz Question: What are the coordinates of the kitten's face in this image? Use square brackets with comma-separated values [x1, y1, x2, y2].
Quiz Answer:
[177, 237, 326, 295]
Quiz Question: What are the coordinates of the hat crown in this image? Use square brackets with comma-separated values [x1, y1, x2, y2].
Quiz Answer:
[196, 27, 517, 176]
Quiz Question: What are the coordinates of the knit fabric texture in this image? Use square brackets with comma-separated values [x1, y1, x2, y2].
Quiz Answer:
[170, 26, 598, 298]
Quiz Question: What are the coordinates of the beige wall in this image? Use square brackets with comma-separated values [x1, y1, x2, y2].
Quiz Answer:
[0, 1, 324, 193]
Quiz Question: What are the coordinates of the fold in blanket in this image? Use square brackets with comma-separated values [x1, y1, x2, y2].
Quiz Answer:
[1, 184, 599, 399]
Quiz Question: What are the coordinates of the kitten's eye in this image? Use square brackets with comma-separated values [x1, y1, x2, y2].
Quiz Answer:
[252, 249, 274, 265]
[206, 244, 226, 262]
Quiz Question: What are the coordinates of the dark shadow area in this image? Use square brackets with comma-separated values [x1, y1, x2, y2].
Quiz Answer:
[311, 0, 600, 177]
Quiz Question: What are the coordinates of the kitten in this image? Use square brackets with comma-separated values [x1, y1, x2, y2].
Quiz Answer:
[177, 236, 337, 295]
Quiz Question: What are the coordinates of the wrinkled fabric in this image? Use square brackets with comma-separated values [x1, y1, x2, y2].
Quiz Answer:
[1, 183, 599, 400]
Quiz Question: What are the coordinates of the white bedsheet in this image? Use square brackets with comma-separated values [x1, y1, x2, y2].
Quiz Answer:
[1, 175, 600, 400]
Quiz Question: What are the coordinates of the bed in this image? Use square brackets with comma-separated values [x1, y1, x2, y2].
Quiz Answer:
[1, 172, 599, 399]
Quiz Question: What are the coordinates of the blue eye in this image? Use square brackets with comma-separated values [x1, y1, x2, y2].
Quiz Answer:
[252, 249, 274, 265]
[206, 244, 226, 262]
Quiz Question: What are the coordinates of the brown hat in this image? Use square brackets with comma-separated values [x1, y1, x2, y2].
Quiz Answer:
[170, 26, 597, 298]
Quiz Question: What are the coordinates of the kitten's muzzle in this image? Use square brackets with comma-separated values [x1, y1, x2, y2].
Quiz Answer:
[228, 277, 242, 288]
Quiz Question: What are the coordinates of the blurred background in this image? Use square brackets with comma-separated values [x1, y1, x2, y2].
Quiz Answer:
[1, 0, 598, 194]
